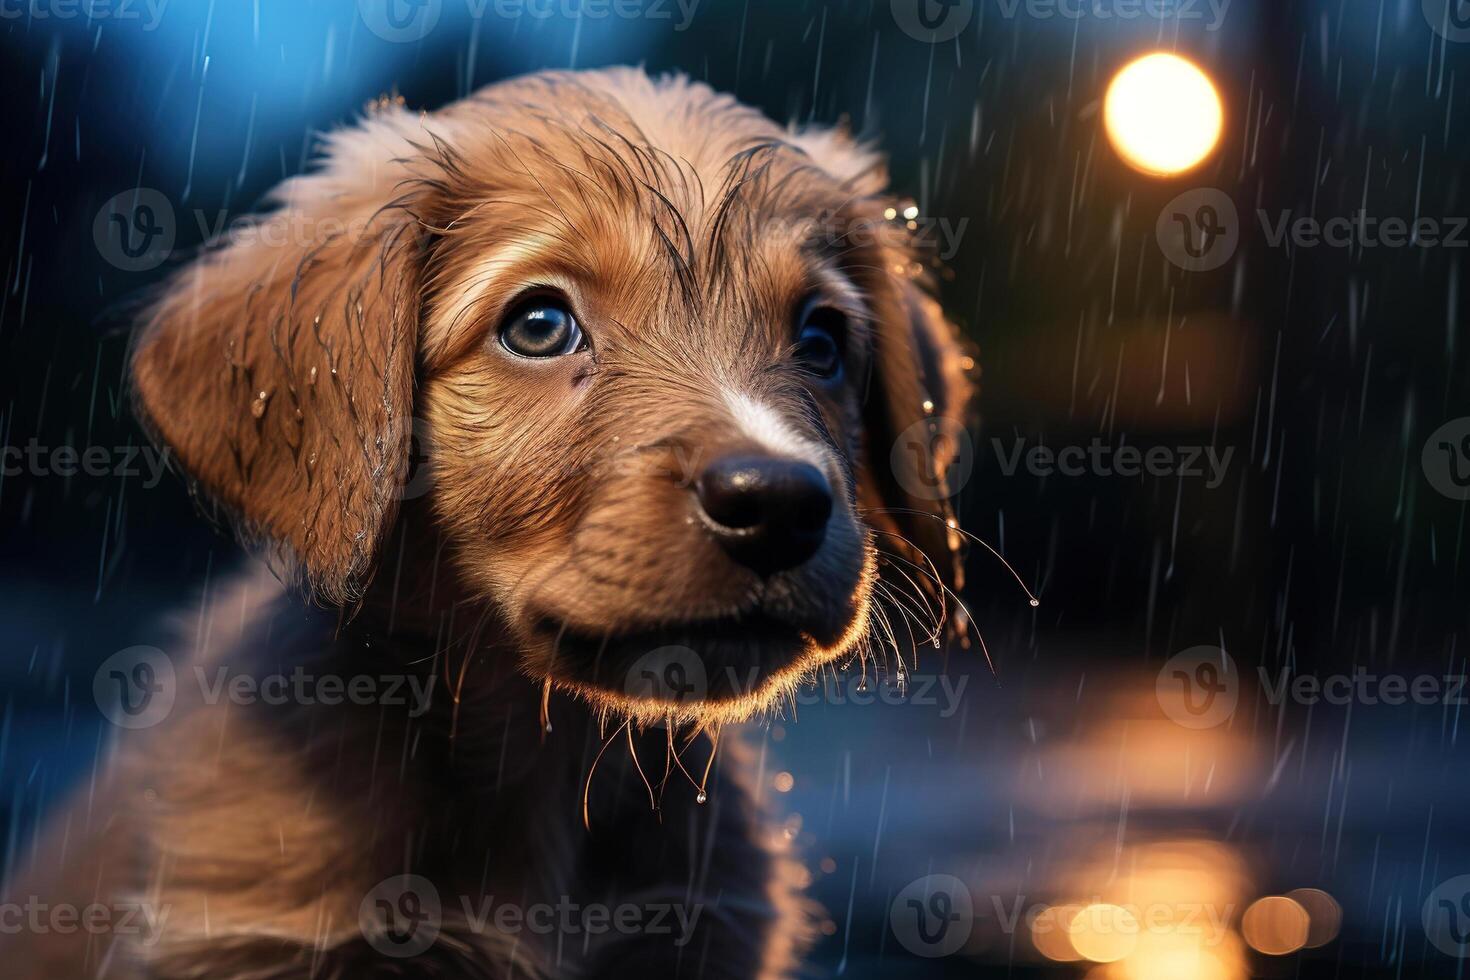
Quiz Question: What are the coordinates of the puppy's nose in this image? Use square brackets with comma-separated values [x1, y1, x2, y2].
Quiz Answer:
[695, 455, 833, 575]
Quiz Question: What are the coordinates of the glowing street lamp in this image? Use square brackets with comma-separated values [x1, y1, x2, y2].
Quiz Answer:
[1104, 52, 1224, 177]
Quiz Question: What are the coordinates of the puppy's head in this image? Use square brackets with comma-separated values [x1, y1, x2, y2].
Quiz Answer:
[132, 69, 972, 725]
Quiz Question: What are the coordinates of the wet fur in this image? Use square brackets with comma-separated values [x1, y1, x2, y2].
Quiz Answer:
[4, 69, 970, 978]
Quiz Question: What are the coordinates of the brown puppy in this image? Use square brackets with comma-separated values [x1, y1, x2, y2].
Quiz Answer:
[7, 68, 970, 978]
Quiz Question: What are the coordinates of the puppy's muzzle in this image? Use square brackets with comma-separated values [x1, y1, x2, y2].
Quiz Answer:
[694, 453, 833, 576]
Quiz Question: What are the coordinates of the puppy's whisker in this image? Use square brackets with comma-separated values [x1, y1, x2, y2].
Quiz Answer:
[540, 677, 553, 738]
[873, 565, 943, 646]
[866, 596, 902, 676]
[666, 725, 704, 795]
[861, 506, 1041, 608]
[697, 724, 721, 805]
[582, 718, 630, 831]
[870, 538, 992, 672]
[867, 527, 949, 600]
[626, 722, 658, 813]
[872, 581, 922, 668]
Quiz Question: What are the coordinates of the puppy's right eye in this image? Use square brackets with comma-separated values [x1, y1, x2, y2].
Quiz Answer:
[499, 300, 585, 358]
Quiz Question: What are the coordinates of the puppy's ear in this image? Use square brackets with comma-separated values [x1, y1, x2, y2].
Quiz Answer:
[861, 267, 976, 604]
[786, 122, 889, 197]
[790, 125, 976, 615]
[131, 110, 436, 604]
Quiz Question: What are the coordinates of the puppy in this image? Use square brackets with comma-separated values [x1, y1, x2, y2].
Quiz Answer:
[6, 68, 971, 978]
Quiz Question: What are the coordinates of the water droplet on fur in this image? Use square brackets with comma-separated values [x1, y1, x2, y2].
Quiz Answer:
[695, 791, 707, 804]
[308, 366, 318, 386]
[250, 390, 270, 419]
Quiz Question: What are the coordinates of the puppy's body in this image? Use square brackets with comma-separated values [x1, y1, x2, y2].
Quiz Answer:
[6, 68, 970, 977]
[14, 566, 802, 978]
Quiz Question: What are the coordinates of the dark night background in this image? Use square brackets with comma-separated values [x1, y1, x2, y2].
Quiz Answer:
[2, 0, 1468, 976]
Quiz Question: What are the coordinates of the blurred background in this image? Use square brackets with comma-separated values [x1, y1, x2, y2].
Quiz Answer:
[2, 0, 1468, 976]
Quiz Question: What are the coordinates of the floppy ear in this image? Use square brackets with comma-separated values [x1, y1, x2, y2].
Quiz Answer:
[130, 109, 436, 605]
[789, 125, 977, 619]
[861, 268, 976, 604]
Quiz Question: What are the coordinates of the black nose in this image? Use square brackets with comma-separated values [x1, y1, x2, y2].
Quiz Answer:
[695, 455, 833, 575]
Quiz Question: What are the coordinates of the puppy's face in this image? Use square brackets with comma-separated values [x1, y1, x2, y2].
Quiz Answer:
[131, 69, 971, 724]
[421, 195, 875, 714]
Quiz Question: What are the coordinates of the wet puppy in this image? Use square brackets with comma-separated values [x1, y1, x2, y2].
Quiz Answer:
[7, 68, 970, 978]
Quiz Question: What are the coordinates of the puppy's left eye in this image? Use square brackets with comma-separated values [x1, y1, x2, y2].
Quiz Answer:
[499, 299, 586, 358]
[795, 305, 846, 381]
